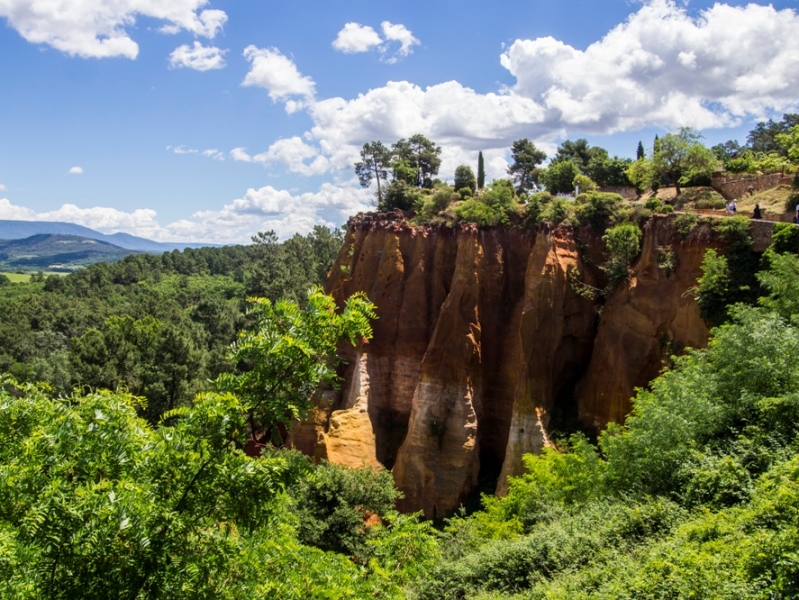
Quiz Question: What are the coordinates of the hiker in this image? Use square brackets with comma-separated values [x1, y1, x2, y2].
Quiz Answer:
[731, 199, 737, 214]
[752, 204, 762, 220]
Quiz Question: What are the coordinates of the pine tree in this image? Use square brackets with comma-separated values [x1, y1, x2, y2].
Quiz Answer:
[477, 151, 485, 190]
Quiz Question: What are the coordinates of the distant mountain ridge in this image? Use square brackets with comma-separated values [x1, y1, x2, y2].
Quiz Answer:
[0, 220, 217, 252]
[0, 234, 135, 271]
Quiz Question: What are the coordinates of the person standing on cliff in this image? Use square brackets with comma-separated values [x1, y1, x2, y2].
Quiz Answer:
[731, 199, 737, 214]
[752, 204, 762, 220]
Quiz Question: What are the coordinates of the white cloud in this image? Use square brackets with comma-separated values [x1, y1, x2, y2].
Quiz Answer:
[167, 145, 198, 155]
[332, 20, 419, 63]
[202, 149, 225, 161]
[242, 46, 316, 105]
[380, 21, 419, 62]
[250, 137, 330, 176]
[0, 183, 373, 244]
[332, 23, 382, 54]
[169, 41, 227, 71]
[0, 198, 35, 220]
[500, 0, 799, 133]
[0, 0, 227, 59]
[68, 166, 84, 175]
[230, 147, 253, 162]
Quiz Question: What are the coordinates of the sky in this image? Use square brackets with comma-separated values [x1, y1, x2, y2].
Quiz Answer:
[0, 0, 798, 244]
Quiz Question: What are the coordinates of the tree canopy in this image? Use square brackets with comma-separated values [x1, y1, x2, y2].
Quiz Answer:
[507, 138, 547, 195]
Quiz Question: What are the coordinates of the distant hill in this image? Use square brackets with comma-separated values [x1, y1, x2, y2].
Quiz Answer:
[0, 220, 218, 252]
[0, 234, 135, 271]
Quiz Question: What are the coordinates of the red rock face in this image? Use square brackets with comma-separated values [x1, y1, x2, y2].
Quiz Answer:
[296, 212, 757, 518]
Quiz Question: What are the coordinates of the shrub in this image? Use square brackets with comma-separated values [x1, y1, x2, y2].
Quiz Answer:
[602, 222, 642, 292]
[292, 462, 401, 561]
[540, 197, 571, 226]
[572, 192, 625, 229]
[644, 197, 662, 211]
[674, 212, 698, 237]
[378, 180, 422, 212]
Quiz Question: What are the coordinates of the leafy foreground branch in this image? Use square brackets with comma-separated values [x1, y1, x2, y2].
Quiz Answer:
[0, 288, 439, 599]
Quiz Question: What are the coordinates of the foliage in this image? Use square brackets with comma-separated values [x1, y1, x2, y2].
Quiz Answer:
[540, 160, 580, 195]
[292, 461, 401, 559]
[392, 134, 442, 189]
[586, 154, 633, 187]
[0, 382, 292, 599]
[551, 138, 605, 174]
[477, 151, 485, 190]
[539, 197, 572, 226]
[674, 212, 698, 238]
[696, 249, 732, 325]
[378, 180, 423, 212]
[572, 173, 596, 194]
[601, 222, 642, 292]
[214, 287, 376, 442]
[454, 165, 477, 194]
[652, 127, 718, 195]
[455, 179, 518, 227]
[626, 157, 656, 193]
[747, 113, 799, 154]
[571, 192, 625, 230]
[507, 139, 547, 195]
[776, 124, 799, 163]
[355, 141, 392, 204]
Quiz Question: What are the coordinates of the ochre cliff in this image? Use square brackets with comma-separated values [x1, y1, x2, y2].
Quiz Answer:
[292, 212, 768, 518]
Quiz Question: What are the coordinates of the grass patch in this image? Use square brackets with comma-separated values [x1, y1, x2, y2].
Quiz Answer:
[1, 272, 31, 283]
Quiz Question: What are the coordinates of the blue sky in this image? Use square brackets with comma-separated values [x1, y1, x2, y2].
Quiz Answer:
[1, 0, 798, 243]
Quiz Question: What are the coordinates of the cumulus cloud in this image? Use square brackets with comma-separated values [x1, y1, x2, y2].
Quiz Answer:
[68, 166, 84, 175]
[0, 183, 373, 244]
[380, 21, 419, 62]
[0, 198, 35, 220]
[242, 46, 316, 106]
[332, 23, 382, 54]
[0, 0, 227, 59]
[169, 41, 227, 71]
[248, 137, 330, 176]
[248, 0, 799, 192]
[500, 0, 799, 132]
[230, 147, 253, 162]
[332, 20, 419, 63]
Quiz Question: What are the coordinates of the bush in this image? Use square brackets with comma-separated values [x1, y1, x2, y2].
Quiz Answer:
[674, 212, 698, 237]
[602, 222, 642, 292]
[540, 197, 572, 226]
[292, 462, 401, 561]
[455, 198, 502, 226]
[378, 180, 422, 212]
[572, 192, 624, 229]
[644, 197, 662, 211]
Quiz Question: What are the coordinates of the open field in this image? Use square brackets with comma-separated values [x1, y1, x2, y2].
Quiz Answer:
[1, 272, 31, 283]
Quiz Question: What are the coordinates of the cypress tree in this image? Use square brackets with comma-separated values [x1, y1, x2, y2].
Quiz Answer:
[636, 141, 645, 160]
[477, 151, 485, 190]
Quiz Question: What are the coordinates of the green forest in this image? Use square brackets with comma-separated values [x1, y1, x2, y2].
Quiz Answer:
[3, 116, 799, 598]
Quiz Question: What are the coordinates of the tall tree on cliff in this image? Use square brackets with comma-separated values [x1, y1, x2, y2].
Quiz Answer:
[454, 165, 476, 193]
[652, 128, 717, 195]
[636, 141, 645, 160]
[477, 151, 485, 190]
[355, 141, 392, 204]
[507, 139, 547, 195]
[391, 134, 442, 188]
